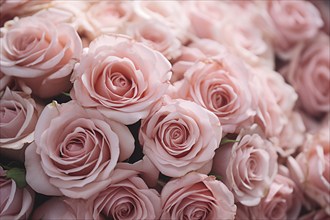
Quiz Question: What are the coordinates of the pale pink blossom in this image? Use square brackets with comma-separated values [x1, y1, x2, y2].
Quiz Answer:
[0, 167, 35, 220]
[171, 56, 257, 134]
[125, 19, 181, 60]
[93, 168, 161, 220]
[280, 32, 330, 117]
[212, 125, 278, 206]
[0, 15, 82, 98]
[288, 126, 330, 214]
[83, 1, 133, 40]
[71, 34, 172, 125]
[0, 88, 42, 150]
[161, 172, 236, 220]
[133, 0, 190, 43]
[266, 0, 323, 59]
[25, 101, 135, 199]
[236, 167, 302, 220]
[139, 97, 222, 177]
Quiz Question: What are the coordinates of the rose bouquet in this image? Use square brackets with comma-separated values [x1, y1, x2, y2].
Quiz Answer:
[0, 0, 329, 219]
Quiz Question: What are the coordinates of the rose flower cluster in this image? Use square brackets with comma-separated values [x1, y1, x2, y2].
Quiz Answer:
[0, 0, 329, 219]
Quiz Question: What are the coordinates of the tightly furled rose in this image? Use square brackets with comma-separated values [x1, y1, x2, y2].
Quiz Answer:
[160, 172, 237, 219]
[25, 101, 135, 199]
[266, 0, 323, 59]
[212, 125, 278, 206]
[0, 15, 82, 98]
[0, 167, 35, 220]
[288, 126, 330, 214]
[32, 197, 94, 220]
[0, 88, 41, 150]
[93, 168, 161, 220]
[171, 56, 256, 134]
[280, 32, 330, 118]
[71, 34, 172, 125]
[139, 97, 222, 177]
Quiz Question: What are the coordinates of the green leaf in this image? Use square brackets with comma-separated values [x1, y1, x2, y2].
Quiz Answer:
[220, 137, 239, 145]
[209, 173, 222, 180]
[6, 168, 27, 188]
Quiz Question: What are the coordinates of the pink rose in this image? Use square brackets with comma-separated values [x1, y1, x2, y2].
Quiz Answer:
[288, 126, 330, 214]
[0, 88, 41, 150]
[160, 172, 237, 219]
[213, 3, 274, 69]
[25, 101, 135, 199]
[237, 169, 302, 220]
[139, 97, 222, 177]
[84, 1, 133, 39]
[183, 1, 239, 40]
[125, 19, 182, 60]
[266, 0, 323, 59]
[252, 68, 293, 138]
[171, 38, 227, 83]
[0, 0, 51, 26]
[0, 167, 35, 219]
[0, 15, 82, 98]
[133, 0, 190, 43]
[270, 111, 306, 157]
[172, 56, 256, 134]
[280, 32, 330, 117]
[71, 34, 172, 125]
[32, 197, 94, 220]
[212, 125, 278, 206]
[93, 168, 161, 220]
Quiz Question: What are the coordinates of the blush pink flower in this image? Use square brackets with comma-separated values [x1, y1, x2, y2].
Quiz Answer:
[160, 172, 237, 220]
[84, 1, 133, 39]
[93, 168, 161, 220]
[299, 209, 330, 220]
[280, 32, 330, 118]
[133, 0, 190, 43]
[125, 19, 182, 60]
[0, 167, 35, 219]
[212, 125, 278, 206]
[25, 101, 135, 199]
[0, 88, 42, 150]
[0, 15, 82, 98]
[172, 56, 256, 134]
[171, 38, 227, 83]
[237, 169, 302, 220]
[288, 126, 330, 214]
[71, 34, 172, 125]
[139, 97, 222, 177]
[32, 197, 94, 220]
[266, 0, 323, 59]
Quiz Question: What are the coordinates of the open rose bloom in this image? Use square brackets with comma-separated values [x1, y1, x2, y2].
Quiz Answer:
[0, 0, 329, 219]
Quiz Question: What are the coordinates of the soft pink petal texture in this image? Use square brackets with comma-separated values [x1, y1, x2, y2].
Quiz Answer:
[0, 15, 82, 98]
[0, 88, 41, 150]
[32, 197, 95, 220]
[139, 97, 222, 177]
[116, 156, 160, 187]
[0, 167, 35, 219]
[71, 34, 172, 125]
[160, 172, 236, 220]
[24, 142, 62, 196]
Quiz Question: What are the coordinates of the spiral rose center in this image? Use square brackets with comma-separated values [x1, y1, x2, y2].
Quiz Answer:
[0, 106, 17, 124]
[14, 35, 38, 52]
[161, 121, 191, 158]
[113, 200, 134, 219]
